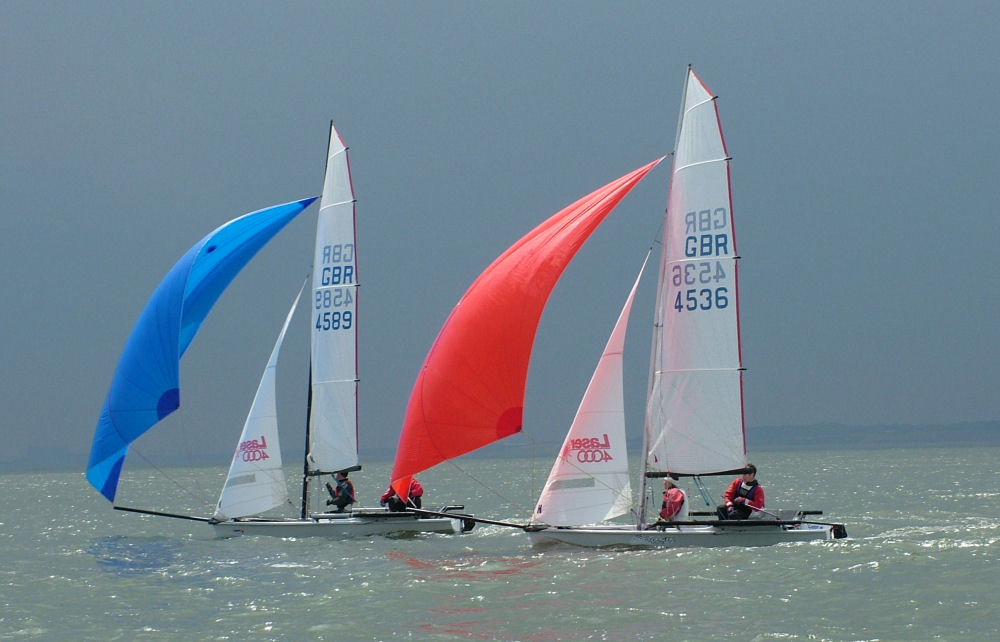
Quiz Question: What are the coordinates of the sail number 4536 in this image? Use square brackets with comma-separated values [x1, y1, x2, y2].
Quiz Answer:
[671, 261, 730, 312]
[674, 288, 729, 311]
[671, 261, 727, 286]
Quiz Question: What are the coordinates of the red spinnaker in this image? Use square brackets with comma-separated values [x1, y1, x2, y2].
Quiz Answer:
[391, 159, 662, 497]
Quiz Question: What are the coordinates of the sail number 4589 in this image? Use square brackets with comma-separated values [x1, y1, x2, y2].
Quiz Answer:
[315, 311, 352, 331]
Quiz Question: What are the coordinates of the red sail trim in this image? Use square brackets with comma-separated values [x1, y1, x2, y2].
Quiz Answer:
[690, 67, 747, 457]
[391, 159, 663, 496]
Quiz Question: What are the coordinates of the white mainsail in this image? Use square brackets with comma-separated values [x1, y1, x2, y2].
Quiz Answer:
[214, 285, 304, 519]
[532, 256, 648, 527]
[645, 67, 746, 475]
[308, 122, 360, 473]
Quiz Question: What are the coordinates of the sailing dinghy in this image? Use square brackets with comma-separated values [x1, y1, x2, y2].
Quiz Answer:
[88, 123, 469, 538]
[526, 67, 847, 548]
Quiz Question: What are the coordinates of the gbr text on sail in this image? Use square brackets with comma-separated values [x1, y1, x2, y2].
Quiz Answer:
[315, 242, 355, 331]
[671, 207, 733, 313]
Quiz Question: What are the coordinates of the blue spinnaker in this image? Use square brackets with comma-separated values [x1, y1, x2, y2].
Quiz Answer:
[87, 197, 317, 501]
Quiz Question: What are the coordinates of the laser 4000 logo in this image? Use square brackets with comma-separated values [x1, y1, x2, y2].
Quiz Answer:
[238, 435, 270, 462]
[564, 433, 613, 463]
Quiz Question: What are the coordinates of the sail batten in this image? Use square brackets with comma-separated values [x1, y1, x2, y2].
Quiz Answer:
[319, 199, 355, 210]
[684, 96, 715, 114]
[656, 367, 744, 374]
[667, 255, 738, 264]
[674, 157, 730, 172]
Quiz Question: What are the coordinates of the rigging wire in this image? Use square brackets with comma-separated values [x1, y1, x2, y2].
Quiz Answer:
[440, 458, 528, 519]
[123, 443, 210, 511]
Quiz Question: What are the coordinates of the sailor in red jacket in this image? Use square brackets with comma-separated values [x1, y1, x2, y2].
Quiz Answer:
[658, 476, 688, 521]
[717, 463, 765, 519]
[380, 478, 424, 512]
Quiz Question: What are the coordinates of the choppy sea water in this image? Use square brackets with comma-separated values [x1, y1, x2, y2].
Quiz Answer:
[2, 446, 998, 640]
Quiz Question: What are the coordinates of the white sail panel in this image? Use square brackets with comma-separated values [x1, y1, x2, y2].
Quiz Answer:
[532, 258, 647, 526]
[214, 286, 303, 519]
[308, 123, 360, 472]
[646, 68, 746, 475]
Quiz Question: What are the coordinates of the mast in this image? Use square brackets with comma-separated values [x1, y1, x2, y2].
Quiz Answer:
[300, 367, 313, 519]
[300, 121, 337, 520]
[637, 66, 692, 528]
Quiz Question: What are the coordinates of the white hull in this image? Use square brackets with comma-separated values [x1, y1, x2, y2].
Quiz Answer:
[212, 507, 469, 539]
[526, 521, 840, 549]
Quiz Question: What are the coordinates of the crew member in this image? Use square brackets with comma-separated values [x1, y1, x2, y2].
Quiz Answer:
[717, 463, 765, 519]
[380, 478, 424, 511]
[325, 471, 355, 512]
[659, 476, 688, 521]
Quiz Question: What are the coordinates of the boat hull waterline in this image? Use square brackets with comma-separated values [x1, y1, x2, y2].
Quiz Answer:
[526, 521, 840, 548]
[212, 507, 471, 539]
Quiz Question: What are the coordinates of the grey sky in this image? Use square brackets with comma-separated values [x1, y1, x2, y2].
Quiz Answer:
[2, 3, 998, 472]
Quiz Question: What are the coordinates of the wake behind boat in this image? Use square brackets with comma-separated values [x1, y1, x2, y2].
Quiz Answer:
[88, 122, 470, 538]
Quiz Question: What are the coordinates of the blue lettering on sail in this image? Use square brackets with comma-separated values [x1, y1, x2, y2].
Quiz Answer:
[683, 207, 730, 257]
[321, 243, 355, 264]
[673, 288, 729, 312]
[321, 265, 355, 285]
[315, 287, 355, 310]
[684, 208, 728, 234]
[316, 243, 356, 332]
[684, 234, 729, 257]
[671, 261, 727, 286]
[315, 310, 353, 331]
[669, 258, 732, 313]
